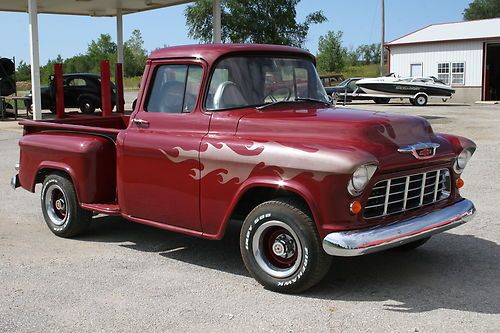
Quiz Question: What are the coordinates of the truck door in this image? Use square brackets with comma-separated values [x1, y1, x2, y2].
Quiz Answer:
[119, 61, 210, 232]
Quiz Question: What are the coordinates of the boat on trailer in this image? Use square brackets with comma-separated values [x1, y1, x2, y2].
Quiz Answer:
[351, 76, 455, 106]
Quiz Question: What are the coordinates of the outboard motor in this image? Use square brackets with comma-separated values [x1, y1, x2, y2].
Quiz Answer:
[0, 57, 16, 96]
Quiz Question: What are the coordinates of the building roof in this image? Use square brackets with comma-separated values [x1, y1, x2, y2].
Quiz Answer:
[0, 0, 194, 17]
[150, 44, 314, 64]
[387, 17, 500, 46]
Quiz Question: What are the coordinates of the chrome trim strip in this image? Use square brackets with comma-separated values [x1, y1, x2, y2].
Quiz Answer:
[419, 173, 427, 206]
[433, 170, 441, 202]
[383, 179, 391, 215]
[323, 199, 475, 257]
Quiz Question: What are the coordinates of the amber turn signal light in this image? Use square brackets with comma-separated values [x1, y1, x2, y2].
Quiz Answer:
[350, 201, 363, 215]
[456, 178, 464, 189]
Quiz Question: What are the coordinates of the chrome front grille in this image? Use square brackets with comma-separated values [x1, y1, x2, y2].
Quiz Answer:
[363, 169, 451, 219]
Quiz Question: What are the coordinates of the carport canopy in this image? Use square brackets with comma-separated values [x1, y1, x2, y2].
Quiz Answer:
[0, 0, 222, 120]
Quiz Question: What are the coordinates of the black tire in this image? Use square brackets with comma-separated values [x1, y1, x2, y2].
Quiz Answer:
[414, 94, 428, 106]
[373, 97, 390, 104]
[393, 237, 430, 251]
[79, 97, 96, 114]
[240, 198, 332, 293]
[41, 174, 92, 238]
[409, 98, 416, 106]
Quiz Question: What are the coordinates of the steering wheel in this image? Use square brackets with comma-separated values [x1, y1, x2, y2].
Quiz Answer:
[264, 87, 292, 103]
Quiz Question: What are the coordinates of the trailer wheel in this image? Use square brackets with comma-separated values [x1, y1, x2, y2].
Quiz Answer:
[373, 97, 390, 104]
[41, 174, 91, 238]
[414, 94, 428, 106]
[240, 198, 331, 293]
[79, 98, 96, 114]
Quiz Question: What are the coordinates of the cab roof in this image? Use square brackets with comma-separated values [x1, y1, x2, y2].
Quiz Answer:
[149, 44, 315, 64]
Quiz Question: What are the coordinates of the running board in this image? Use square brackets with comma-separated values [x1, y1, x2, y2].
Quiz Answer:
[80, 203, 121, 216]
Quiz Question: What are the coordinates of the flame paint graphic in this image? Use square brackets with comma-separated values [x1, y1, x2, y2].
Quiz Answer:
[160, 140, 356, 184]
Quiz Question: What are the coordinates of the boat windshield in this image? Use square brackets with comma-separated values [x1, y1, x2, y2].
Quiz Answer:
[206, 56, 329, 111]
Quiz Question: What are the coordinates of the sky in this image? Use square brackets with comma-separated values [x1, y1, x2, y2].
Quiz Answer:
[0, 0, 473, 65]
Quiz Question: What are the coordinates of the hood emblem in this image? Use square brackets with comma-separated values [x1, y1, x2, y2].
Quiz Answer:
[398, 143, 440, 160]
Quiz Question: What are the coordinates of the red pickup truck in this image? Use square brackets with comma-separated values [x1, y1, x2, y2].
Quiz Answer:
[11, 44, 476, 293]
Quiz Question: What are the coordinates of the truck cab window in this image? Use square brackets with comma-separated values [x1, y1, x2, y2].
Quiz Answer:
[146, 64, 202, 113]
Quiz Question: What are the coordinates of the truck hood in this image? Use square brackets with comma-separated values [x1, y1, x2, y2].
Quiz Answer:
[236, 106, 456, 172]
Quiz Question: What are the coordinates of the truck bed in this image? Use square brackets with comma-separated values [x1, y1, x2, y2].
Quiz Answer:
[19, 114, 130, 136]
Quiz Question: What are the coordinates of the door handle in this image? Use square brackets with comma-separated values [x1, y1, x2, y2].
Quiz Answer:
[132, 118, 149, 127]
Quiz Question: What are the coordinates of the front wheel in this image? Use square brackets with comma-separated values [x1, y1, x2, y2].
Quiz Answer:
[41, 174, 92, 237]
[240, 198, 332, 293]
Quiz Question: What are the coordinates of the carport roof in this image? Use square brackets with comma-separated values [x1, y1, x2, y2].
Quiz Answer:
[0, 0, 194, 17]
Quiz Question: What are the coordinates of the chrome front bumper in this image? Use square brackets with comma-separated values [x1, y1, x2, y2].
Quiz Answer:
[11, 174, 20, 190]
[323, 199, 476, 256]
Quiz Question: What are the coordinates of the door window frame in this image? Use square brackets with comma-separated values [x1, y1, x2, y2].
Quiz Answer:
[135, 58, 208, 117]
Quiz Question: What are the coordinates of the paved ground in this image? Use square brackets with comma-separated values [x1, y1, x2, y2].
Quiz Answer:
[0, 100, 499, 332]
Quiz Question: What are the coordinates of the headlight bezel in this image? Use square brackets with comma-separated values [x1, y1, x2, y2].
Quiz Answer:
[453, 148, 474, 174]
[347, 164, 378, 197]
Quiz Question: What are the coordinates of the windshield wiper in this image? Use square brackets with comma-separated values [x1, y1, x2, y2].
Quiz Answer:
[294, 97, 332, 106]
[256, 100, 296, 110]
[256, 98, 331, 110]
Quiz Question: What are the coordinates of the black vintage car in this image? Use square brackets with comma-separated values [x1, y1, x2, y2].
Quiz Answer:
[25, 73, 116, 114]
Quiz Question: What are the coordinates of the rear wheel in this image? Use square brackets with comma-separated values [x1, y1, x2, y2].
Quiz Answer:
[79, 98, 96, 114]
[240, 198, 331, 293]
[41, 174, 92, 238]
[414, 94, 428, 106]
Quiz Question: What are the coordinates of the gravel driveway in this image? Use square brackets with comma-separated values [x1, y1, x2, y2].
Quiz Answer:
[0, 101, 498, 332]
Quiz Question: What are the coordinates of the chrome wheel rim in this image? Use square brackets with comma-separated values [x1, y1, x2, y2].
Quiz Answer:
[252, 220, 302, 278]
[82, 102, 91, 112]
[417, 96, 426, 105]
[44, 184, 69, 226]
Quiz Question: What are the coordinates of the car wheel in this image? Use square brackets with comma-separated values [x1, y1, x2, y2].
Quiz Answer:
[414, 94, 428, 106]
[240, 198, 332, 293]
[79, 98, 96, 114]
[41, 173, 92, 238]
[393, 237, 431, 251]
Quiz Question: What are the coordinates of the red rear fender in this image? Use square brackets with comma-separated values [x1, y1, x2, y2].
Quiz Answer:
[19, 132, 116, 204]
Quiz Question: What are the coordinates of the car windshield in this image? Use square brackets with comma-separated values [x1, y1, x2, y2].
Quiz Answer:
[206, 56, 329, 111]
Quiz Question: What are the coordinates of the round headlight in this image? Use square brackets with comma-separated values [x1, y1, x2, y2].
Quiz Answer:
[454, 149, 473, 173]
[348, 164, 377, 196]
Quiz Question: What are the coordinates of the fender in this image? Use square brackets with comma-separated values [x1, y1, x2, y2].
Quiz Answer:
[19, 132, 116, 204]
[205, 176, 322, 240]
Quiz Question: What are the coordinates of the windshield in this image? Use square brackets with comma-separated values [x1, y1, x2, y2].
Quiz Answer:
[206, 56, 329, 111]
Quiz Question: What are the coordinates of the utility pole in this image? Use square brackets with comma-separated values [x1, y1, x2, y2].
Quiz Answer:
[380, 0, 385, 76]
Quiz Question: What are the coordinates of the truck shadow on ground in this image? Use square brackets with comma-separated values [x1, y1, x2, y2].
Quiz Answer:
[81, 216, 499, 314]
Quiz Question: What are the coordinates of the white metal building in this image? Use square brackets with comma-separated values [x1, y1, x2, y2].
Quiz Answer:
[386, 18, 500, 103]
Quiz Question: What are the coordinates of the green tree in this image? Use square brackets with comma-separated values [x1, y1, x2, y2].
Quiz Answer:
[124, 29, 148, 77]
[316, 31, 347, 73]
[16, 60, 31, 81]
[346, 46, 360, 66]
[185, 0, 327, 47]
[87, 34, 117, 72]
[463, 0, 500, 20]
